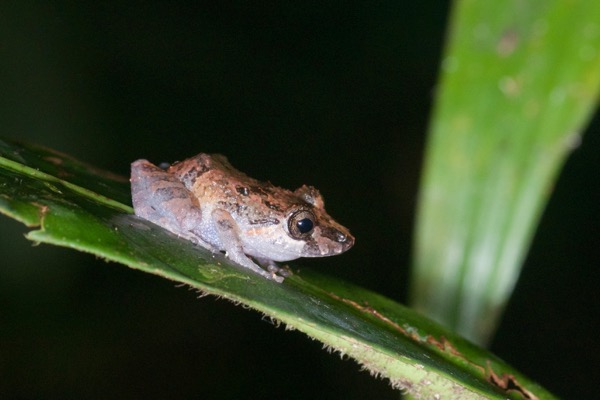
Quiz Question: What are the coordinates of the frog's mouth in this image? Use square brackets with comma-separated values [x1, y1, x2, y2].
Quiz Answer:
[304, 227, 355, 257]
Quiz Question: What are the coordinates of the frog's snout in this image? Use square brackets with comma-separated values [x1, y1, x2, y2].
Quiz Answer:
[337, 230, 355, 252]
[321, 226, 354, 254]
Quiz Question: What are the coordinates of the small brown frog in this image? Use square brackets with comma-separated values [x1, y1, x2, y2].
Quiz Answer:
[130, 153, 354, 282]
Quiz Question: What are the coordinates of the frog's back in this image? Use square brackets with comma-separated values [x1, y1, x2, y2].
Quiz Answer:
[167, 153, 252, 189]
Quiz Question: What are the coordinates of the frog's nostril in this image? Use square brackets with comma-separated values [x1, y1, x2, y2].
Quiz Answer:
[342, 232, 355, 248]
[336, 231, 347, 243]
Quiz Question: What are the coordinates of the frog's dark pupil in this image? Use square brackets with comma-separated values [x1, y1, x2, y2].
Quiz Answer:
[296, 218, 314, 234]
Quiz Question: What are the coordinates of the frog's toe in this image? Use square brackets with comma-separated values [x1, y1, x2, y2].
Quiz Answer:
[266, 264, 280, 273]
[276, 265, 292, 277]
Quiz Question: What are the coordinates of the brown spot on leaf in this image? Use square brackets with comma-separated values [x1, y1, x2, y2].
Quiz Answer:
[487, 363, 539, 400]
[497, 29, 519, 57]
[43, 156, 63, 166]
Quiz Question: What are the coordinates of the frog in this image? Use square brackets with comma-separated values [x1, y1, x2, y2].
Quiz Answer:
[130, 153, 354, 283]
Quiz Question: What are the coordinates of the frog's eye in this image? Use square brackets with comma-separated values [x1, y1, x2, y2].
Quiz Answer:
[288, 210, 316, 239]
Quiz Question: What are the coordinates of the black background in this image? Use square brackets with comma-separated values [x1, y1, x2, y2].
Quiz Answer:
[1, 2, 598, 399]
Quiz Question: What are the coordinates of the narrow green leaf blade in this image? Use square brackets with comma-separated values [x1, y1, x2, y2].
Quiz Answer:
[0, 138, 556, 399]
[412, 0, 600, 344]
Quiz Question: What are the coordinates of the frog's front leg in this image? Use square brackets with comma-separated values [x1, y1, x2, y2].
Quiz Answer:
[211, 209, 284, 283]
[254, 257, 292, 278]
[131, 160, 204, 242]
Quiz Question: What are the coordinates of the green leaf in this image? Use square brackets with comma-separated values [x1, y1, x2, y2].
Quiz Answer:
[411, 0, 600, 344]
[0, 137, 556, 399]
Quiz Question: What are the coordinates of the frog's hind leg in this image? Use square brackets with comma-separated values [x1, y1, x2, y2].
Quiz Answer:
[211, 209, 284, 283]
[130, 160, 203, 240]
